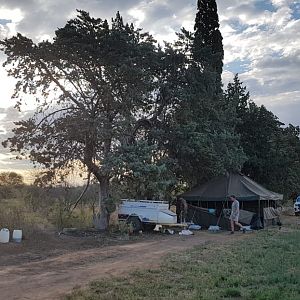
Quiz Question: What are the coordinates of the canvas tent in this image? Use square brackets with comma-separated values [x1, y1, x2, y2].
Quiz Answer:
[181, 172, 283, 202]
[181, 172, 283, 228]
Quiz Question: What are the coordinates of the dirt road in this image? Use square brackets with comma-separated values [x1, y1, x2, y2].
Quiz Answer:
[0, 231, 248, 300]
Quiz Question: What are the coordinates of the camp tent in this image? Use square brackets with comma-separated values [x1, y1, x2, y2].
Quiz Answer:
[181, 172, 283, 228]
[181, 172, 283, 202]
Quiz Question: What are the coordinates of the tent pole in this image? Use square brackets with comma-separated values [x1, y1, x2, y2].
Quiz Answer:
[258, 197, 261, 226]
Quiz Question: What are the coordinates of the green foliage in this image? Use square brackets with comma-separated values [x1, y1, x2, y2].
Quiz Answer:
[116, 221, 132, 236]
[193, 0, 224, 87]
[159, 23, 245, 186]
[164, 122, 245, 186]
[111, 141, 176, 199]
[261, 124, 300, 196]
[223, 288, 241, 297]
[0, 11, 169, 229]
[48, 199, 93, 230]
[1, 11, 162, 178]
[48, 199, 71, 230]
[225, 73, 250, 119]
[225, 74, 300, 197]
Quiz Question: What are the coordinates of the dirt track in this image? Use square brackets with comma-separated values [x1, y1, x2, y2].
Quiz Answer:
[0, 231, 249, 300]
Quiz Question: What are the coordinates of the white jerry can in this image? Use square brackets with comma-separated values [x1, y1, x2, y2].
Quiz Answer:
[13, 230, 22, 243]
[0, 228, 10, 243]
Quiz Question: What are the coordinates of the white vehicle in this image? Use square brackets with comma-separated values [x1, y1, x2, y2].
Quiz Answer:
[118, 199, 177, 232]
[294, 196, 300, 216]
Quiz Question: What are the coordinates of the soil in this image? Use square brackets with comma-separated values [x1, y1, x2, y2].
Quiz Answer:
[1, 215, 297, 300]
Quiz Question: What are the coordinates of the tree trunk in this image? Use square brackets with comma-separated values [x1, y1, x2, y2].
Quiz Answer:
[93, 177, 110, 230]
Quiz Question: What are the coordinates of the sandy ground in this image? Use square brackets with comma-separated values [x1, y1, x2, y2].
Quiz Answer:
[1, 214, 298, 300]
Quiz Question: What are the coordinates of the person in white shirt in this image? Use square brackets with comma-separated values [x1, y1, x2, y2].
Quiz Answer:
[229, 195, 245, 234]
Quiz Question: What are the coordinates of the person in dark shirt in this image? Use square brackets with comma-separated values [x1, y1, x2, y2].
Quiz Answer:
[176, 197, 188, 223]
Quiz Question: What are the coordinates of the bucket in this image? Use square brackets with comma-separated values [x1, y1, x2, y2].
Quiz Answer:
[13, 230, 22, 243]
[0, 228, 10, 243]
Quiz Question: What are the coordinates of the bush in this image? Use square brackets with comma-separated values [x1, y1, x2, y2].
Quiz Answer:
[0, 204, 48, 237]
[223, 288, 241, 298]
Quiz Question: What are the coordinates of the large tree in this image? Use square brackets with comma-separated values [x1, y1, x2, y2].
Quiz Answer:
[225, 74, 300, 197]
[240, 103, 300, 197]
[193, 0, 224, 89]
[1, 11, 169, 229]
[155, 26, 244, 186]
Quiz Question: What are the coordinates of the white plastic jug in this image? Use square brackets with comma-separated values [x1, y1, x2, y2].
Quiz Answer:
[13, 229, 22, 243]
[0, 228, 10, 243]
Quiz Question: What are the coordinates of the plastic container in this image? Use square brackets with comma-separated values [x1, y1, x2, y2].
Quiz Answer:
[188, 224, 201, 230]
[13, 230, 22, 243]
[0, 228, 10, 243]
[208, 209, 216, 215]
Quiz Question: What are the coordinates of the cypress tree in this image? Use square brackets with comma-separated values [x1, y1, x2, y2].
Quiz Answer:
[193, 0, 224, 88]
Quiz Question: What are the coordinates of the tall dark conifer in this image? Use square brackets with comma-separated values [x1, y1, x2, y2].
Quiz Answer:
[225, 74, 300, 197]
[193, 0, 224, 88]
[225, 74, 250, 117]
[157, 20, 245, 186]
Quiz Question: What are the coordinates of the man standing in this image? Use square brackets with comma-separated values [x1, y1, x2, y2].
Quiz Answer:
[229, 195, 245, 234]
[176, 198, 188, 223]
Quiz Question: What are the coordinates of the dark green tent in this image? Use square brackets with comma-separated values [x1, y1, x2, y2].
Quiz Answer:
[181, 172, 282, 228]
[181, 172, 283, 202]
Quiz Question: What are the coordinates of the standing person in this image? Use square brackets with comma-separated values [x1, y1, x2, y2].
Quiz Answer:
[180, 198, 188, 223]
[229, 195, 245, 234]
[176, 198, 188, 223]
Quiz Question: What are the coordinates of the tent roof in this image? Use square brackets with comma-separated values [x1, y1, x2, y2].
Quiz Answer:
[181, 172, 283, 202]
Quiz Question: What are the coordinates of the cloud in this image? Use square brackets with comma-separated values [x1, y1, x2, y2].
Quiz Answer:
[0, 106, 33, 140]
[123, 0, 196, 43]
[271, 0, 295, 7]
[0, 64, 18, 108]
[241, 51, 300, 95]
[0, 0, 139, 42]
[0, 106, 34, 171]
[255, 91, 300, 126]
[217, 0, 300, 128]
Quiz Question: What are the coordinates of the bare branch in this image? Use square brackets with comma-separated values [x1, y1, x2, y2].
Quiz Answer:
[36, 107, 77, 128]
[70, 171, 91, 213]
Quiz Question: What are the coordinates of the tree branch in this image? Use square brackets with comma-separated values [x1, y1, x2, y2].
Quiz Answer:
[70, 171, 91, 213]
[36, 59, 86, 110]
[36, 107, 76, 128]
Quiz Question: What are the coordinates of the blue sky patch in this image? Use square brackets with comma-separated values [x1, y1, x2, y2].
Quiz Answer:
[229, 19, 249, 34]
[258, 24, 270, 31]
[0, 19, 12, 25]
[225, 59, 251, 74]
[254, 0, 276, 13]
[291, 3, 300, 20]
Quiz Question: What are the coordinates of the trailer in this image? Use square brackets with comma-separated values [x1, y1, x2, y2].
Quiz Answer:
[118, 199, 185, 232]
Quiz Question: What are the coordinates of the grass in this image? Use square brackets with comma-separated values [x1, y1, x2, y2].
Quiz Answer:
[0, 196, 94, 237]
[65, 228, 300, 300]
[0, 198, 50, 234]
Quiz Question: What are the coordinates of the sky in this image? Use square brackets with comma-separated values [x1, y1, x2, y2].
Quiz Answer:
[0, 0, 300, 176]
